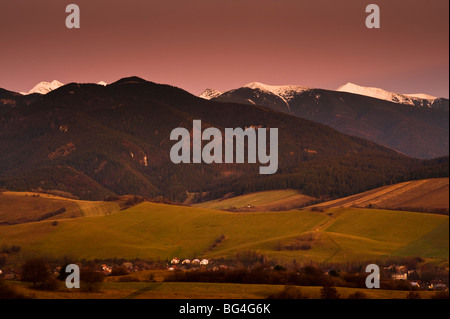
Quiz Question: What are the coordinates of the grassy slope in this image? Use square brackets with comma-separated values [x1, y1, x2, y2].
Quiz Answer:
[0, 191, 120, 225]
[6, 281, 439, 299]
[194, 189, 316, 211]
[0, 201, 447, 263]
[309, 178, 449, 213]
[393, 221, 449, 258]
[322, 208, 448, 262]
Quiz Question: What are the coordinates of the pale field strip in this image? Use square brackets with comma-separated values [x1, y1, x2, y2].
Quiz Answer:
[2, 191, 119, 217]
[309, 178, 449, 210]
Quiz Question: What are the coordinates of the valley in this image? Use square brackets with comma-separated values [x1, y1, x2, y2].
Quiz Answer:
[0, 78, 448, 300]
[0, 180, 447, 263]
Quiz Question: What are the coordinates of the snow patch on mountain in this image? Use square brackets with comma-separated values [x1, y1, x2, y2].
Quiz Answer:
[404, 93, 437, 100]
[21, 80, 64, 95]
[337, 82, 439, 107]
[199, 89, 222, 100]
[244, 82, 311, 102]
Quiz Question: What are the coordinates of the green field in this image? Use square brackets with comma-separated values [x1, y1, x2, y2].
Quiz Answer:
[5, 281, 440, 299]
[194, 189, 315, 211]
[0, 201, 447, 263]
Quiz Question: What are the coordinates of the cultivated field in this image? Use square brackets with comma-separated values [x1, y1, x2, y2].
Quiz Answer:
[194, 189, 316, 211]
[0, 191, 120, 225]
[308, 178, 449, 214]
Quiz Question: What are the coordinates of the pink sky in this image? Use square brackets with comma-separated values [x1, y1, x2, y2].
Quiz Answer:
[0, 0, 448, 97]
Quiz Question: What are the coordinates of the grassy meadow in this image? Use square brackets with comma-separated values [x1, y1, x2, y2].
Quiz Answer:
[4, 280, 441, 299]
[194, 189, 316, 211]
[0, 199, 447, 263]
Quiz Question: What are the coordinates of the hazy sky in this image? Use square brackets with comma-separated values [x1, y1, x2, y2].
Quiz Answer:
[0, 0, 448, 97]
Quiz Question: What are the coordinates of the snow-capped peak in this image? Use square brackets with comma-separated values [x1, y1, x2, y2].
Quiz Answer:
[337, 82, 439, 106]
[21, 80, 64, 95]
[244, 82, 311, 102]
[199, 89, 222, 100]
[245, 82, 310, 95]
[97, 81, 108, 86]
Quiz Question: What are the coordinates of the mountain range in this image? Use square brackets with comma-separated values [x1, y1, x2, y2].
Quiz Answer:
[336, 82, 448, 109]
[202, 82, 449, 159]
[20, 80, 64, 95]
[0, 77, 448, 202]
[19, 80, 108, 95]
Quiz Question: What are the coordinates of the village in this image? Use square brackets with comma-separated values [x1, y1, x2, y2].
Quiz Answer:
[0, 248, 448, 293]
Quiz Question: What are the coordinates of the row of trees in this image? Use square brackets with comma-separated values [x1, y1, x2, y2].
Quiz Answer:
[20, 258, 103, 292]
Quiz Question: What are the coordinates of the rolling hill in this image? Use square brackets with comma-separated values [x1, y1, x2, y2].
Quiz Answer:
[1, 77, 445, 202]
[0, 200, 447, 263]
[0, 191, 120, 225]
[194, 189, 316, 211]
[309, 178, 449, 214]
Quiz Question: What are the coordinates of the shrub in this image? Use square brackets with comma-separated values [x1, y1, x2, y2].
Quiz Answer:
[431, 291, 449, 299]
[146, 273, 156, 282]
[347, 291, 368, 299]
[110, 266, 129, 276]
[80, 269, 104, 292]
[21, 258, 55, 290]
[268, 286, 308, 299]
[0, 255, 6, 268]
[406, 291, 421, 299]
[38, 277, 59, 291]
[328, 269, 340, 277]
[382, 279, 412, 291]
[21, 261, 58, 291]
[273, 265, 286, 272]
[124, 196, 145, 207]
[320, 285, 340, 299]
[104, 196, 120, 202]
[36, 208, 66, 221]
[2, 245, 21, 254]
[10, 245, 21, 253]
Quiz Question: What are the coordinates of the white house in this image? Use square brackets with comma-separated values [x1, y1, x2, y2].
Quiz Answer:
[200, 259, 209, 266]
[392, 273, 407, 280]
